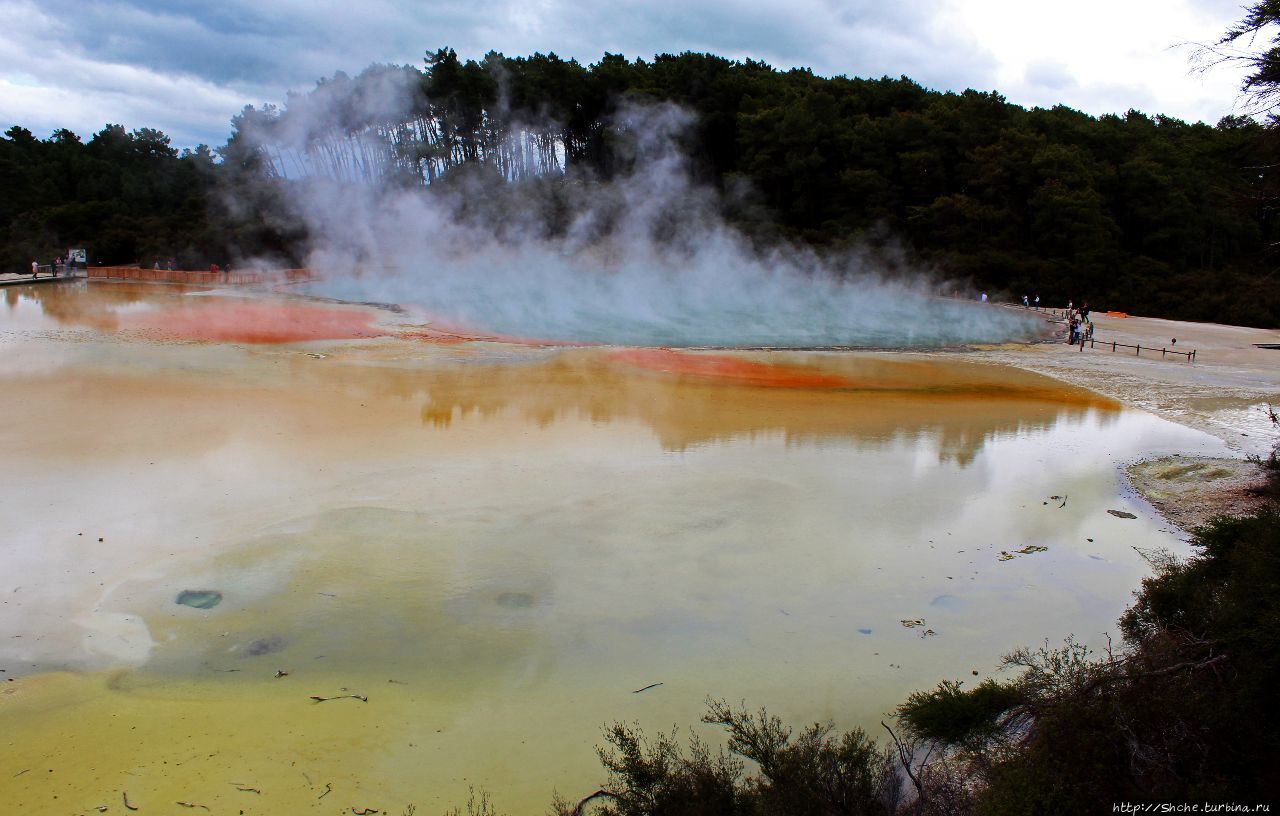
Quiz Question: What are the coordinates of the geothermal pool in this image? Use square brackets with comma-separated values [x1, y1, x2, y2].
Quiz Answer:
[298, 268, 1046, 348]
[0, 281, 1228, 813]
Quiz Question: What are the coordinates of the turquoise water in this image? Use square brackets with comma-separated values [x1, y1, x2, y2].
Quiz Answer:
[299, 270, 1046, 347]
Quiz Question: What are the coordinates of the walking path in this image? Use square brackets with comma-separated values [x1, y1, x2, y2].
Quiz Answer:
[0, 272, 80, 287]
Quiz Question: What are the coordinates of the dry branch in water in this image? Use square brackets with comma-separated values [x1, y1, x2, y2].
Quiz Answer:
[881, 720, 931, 806]
[310, 693, 368, 703]
[568, 789, 619, 816]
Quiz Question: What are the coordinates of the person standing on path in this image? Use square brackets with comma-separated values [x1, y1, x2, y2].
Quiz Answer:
[31, 259, 38, 278]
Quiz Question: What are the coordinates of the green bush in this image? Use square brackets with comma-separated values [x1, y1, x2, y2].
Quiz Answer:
[561, 700, 899, 816]
[897, 679, 1022, 749]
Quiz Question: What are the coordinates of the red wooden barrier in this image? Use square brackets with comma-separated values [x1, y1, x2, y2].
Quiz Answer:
[87, 266, 312, 285]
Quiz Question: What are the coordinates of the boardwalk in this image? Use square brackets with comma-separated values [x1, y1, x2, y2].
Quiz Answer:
[0, 272, 80, 287]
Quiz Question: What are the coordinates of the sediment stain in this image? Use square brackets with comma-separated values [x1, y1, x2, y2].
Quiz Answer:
[609, 348, 852, 389]
[175, 590, 222, 609]
[116, 301, 384, 343]
[5, 281, 384, 343]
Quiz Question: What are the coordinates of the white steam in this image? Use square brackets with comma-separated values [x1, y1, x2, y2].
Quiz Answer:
[245, 81, 1044, 348]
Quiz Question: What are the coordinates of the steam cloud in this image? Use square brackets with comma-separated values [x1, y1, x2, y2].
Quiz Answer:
[242, 78, 1044, 348]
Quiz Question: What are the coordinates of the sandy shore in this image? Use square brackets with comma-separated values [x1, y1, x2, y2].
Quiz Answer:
[967, 308, 1280, 531]
[1125, 456, 1271, 532]
[970, 309, 1279, 454]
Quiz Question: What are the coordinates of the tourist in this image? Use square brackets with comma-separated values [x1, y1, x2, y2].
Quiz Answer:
[31, 259, 38, 278]
[210, 263, 219, 274]
[1022, 294, 1029, 307]
[167, 258, 175, 271]
[153, 260, 161, 270]
[1034, 294, 1040, 309]
[980, 292, 988, 302]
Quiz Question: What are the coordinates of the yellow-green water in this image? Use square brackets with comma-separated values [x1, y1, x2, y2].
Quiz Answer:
[0, 281, 1227, 814]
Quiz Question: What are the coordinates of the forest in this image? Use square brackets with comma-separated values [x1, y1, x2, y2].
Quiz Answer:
[3, 47, 1279, 326]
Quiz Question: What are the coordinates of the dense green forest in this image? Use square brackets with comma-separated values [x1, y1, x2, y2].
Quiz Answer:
[4, 48, 1280, 326]
[0, 123, 303, 273]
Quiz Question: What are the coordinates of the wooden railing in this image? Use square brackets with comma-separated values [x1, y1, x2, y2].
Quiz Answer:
[1077, 336, 1195, 361]
[87, 266, 311, 285]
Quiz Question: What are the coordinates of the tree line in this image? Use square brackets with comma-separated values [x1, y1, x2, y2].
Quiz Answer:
[4, 47, 1280, 326]
[0, 123, 303, 274]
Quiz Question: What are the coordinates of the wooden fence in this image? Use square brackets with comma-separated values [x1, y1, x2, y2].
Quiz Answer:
[1078, 336, 1195, 361]
[87, 266, 311, 285]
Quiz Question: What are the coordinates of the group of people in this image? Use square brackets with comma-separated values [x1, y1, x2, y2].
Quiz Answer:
[1067, 301, 1093, 345]
[30, 256, 74, 278]
[151, 258, 177, 271]
[1018, 293, 1093, 344]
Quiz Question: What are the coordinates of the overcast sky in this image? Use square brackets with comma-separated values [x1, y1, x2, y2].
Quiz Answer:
[0, 0, 1256, 149]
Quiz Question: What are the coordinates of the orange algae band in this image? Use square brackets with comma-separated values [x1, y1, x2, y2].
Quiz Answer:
[404, 316, 602, 347]
[607, 348, 1119, 408]
[608, 349, 852, 389]
[121, 302, 384, 343]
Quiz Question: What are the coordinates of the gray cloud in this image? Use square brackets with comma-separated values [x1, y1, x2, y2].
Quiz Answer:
[1024, 59, 1076, 92]
[0, 0, 1248, 148]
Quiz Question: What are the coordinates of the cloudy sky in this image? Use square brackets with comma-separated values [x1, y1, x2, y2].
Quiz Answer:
[0, 0, 1256, 149]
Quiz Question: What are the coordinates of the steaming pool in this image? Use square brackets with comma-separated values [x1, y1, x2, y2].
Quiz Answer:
[296, 270, 1047, 348]
[0, 281, 1230, 813]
